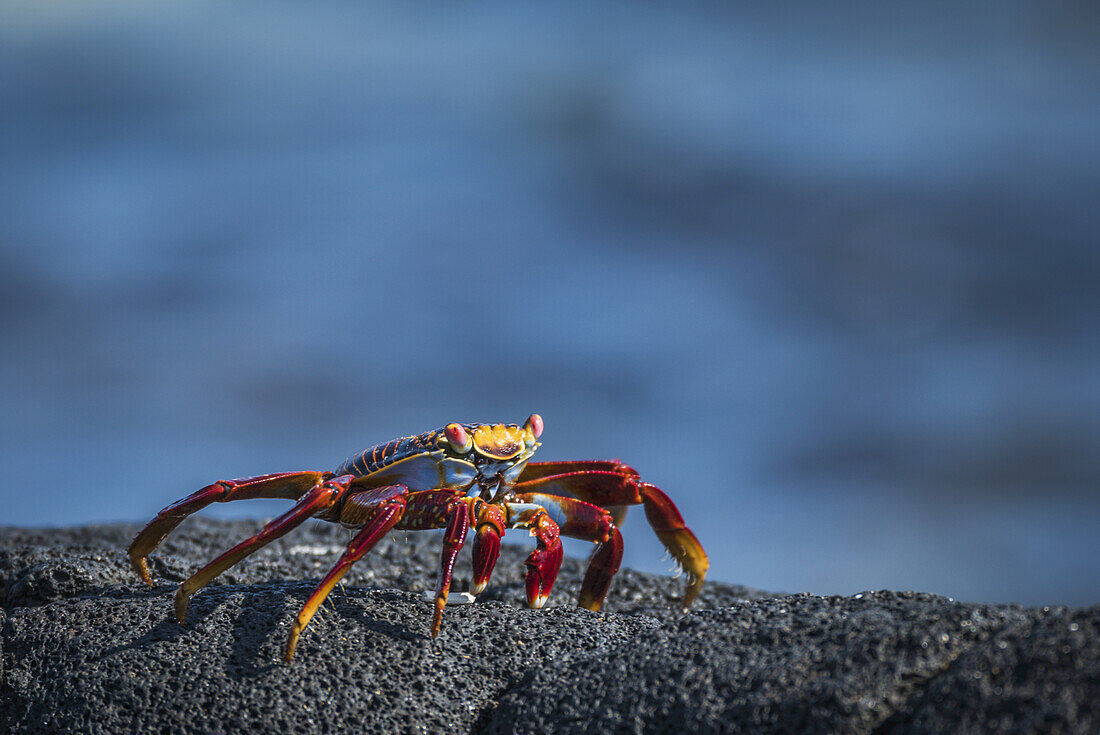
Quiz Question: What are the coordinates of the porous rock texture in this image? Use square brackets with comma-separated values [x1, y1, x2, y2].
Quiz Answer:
[1, 519, 1096, 734]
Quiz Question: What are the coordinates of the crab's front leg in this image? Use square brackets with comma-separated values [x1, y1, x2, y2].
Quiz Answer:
[504, 503, 564, 609]
[397, 491, 497, 638]
[513, 493, 623, 611]
[471, 500, 507, 595]
[399, 491, 472, 637]
[515, 461, 708, 609]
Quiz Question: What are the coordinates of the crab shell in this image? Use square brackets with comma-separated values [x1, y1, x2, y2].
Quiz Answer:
[335, 416, 544, 498]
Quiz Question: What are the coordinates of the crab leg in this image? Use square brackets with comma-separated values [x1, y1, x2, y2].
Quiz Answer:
[430, 500, 470, 637]
[516, 460, 638, 482]
[513, 492, 623, 611]
[471, 501, 506, 595]
[285, 485, 408, 662]
[129, 470, 331, 586]
[391, 491, 482, 637]
[173, 474, 356, 623]
[505, 504, 564, 609]
[514, 465, 708, 609]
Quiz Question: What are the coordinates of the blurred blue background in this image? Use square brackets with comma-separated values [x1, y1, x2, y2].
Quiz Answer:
[1, 1, 1098, 606]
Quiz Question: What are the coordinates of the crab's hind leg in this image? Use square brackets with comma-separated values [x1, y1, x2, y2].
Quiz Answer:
[173, 474, 357, 623]
[636, 482, 708, 608]
[515, 462, 708, 609]
[285, 484, 408, 662]
[128, 471, 331, 586]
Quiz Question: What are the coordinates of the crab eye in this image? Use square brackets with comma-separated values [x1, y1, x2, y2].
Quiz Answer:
[524, 413, 544, 439]
[444, 423, 471, 453]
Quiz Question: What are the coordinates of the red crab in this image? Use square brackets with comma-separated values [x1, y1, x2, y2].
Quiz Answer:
[129, 414, 708, 661]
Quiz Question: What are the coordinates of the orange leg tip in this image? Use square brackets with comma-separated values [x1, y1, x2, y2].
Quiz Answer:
[284, 624, 303, 662]
[577, 597, 602, 612]
[430, 599, 446, 637]
[681, 573, 706, 610]
[129, 555, 154, 586]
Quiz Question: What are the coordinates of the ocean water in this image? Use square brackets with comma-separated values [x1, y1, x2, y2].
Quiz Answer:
[1, 0, 1098, 605]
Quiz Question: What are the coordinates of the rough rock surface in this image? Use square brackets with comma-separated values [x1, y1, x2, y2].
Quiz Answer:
[1, 519, 1096, 734]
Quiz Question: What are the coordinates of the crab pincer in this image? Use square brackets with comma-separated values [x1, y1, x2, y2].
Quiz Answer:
[518, 507, 564, 609]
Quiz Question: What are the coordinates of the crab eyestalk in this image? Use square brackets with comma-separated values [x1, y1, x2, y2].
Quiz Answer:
[444, 422, 472, 453]
[523, 510, 563, 609]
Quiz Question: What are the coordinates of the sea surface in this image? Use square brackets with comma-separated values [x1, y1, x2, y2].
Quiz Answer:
[1, 0, 1098, 605]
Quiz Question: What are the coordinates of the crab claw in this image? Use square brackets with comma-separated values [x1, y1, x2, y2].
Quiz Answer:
[471, 501, 507, 595]
[525, 542, 562, 609]
[472, 523, 501, 595]
[524, 511, 563, 609]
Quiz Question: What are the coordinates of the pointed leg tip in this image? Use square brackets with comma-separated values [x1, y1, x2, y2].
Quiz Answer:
[284, 628, 302, 662]
[173, 585, 185, 600]
[173, 594, 190, 624]
[470, 580, 488, 595]
[130, 556, 155, 587]
[681, 572, 706, 610]
[530, 595, 548, 610]
[430, 606, 444, 638]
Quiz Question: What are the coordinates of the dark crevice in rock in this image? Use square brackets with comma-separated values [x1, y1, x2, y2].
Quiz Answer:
[866, 628, 999, 735]
[872, 605, 1099, 735]
[864, 605, 1049, 734]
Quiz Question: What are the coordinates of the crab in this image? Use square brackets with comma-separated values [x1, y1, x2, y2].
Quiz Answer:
[128, 414, 708, 661]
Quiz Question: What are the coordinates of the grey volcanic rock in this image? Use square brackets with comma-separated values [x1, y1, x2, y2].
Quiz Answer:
[1, 520, 1096, 734]
[486, 593, 1099, 735]
[0, 519, 758, 735]
[885, 605, 1100, 734]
